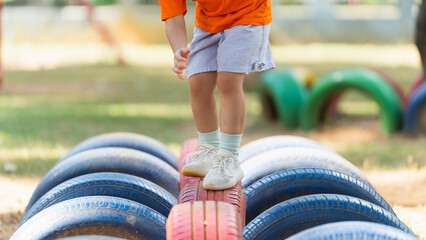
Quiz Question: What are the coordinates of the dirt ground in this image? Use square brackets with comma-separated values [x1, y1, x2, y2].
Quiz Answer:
[0, 169, 425, 240]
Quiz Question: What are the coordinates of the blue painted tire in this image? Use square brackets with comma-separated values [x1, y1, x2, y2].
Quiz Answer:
[238, 135, 333, 163]
[60, 132, 178, 169]
[58, 236, 127, 240]
[25, 147, 179, 213]
[241, 147, 370, 188]
[286, 221, 419, 240]
[243, 194, 415, 240]
[404, 82, 426, 135]
[12, 196, 166, 240]
[244, 168, 393, 224]
[22, 172, 177, 224]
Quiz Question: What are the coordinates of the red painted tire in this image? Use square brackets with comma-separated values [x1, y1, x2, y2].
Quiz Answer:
[166, 201, 243, 240]
[178, 139, 199, 171]
[409, 73, 425, 98]
[179, 154, 202, 191]
[373, 68, 408, 108]
[178, 181, 246, 224]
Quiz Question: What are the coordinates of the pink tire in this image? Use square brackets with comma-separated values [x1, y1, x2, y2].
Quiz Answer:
[178, 181, 246, 224]
[166, 201, 243, 240]
[178, 154, 202, 191]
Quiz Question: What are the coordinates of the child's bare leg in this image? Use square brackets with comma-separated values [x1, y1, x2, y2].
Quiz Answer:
[181, 72, 219, 177]
[188, 72, 219, 133]
[217, 72, 246, 134]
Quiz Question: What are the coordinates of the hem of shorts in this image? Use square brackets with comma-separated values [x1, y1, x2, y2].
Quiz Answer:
[218, 63, 275, 75]
[186, 65, 218, 79]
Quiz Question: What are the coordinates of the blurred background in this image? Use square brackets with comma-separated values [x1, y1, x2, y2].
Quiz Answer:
[1, 0, 426, 239]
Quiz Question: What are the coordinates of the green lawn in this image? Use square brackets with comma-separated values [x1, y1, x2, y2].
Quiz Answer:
[1, 63, 425, 176]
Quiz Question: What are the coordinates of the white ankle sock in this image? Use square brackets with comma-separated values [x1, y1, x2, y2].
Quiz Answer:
[219, 131, 242, 157]
[197, 129, 220, 147]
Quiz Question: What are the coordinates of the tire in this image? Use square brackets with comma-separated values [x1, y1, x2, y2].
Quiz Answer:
[166, 201, 243, 240]
[240, 147, 370, 188]
[60, 132, 178, 169]
[324, 68, 408, 118]
[286, 221, 419, 240]
[409, 74, 425, 98]
[179, 153, 202, 191]
[301, 68, 403, 133]
[25, 147, 180, 213]
[22, 172, 177, 224]
[258, 69, 308, 129]
[243, 194, 415, 240]
[58, 236, 128, 240]
[179, 181, 246, 224]
[244, 168, 393, 224]
[238, 135, 333, 163]
[404, 82, 426, 135]
[12, 196, 167, 240]
[373, 68, 407, 108]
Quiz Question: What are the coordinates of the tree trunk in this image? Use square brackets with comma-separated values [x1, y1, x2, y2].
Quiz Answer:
[416, 0, 426, 74]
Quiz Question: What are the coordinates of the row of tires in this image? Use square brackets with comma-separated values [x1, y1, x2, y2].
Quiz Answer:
[260, 67, 426, 134]
[12, 132, 182, 239]
[168, 136, 419, 239]
[11, 132, 419, 239]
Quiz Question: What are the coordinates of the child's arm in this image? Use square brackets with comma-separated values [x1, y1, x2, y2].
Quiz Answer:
[165, 14, 191, 80]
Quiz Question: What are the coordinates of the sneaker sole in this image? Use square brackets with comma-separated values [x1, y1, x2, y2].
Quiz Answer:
[203, 170, 244, 190]
[181, 166, 207, 178]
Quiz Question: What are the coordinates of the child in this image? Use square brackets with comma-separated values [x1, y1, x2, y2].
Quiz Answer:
[158, 0, 275, 190]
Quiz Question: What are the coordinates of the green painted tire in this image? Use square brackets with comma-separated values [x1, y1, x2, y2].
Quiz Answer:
[259, 69, 308, 129]
[301, 68, 403, 133]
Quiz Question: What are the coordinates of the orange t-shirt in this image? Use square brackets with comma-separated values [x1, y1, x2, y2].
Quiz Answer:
[158, 0, 272, 34]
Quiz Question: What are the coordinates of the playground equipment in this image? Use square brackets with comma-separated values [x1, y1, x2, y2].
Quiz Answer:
[12, 196, 167, 239]
[22, 172, 177, 224]
[409, 74, 425, 98]
[238, 134, 333, 162]
[59, 132, 178, 169]
[259, 67, 426, 135]
[244, 168, 393, 224]
[243, 194, 414, 239]
[258, 69, 308, 129]
[404, 82, 426, 135]
[167, 201, 243, 240]
[11, 133, 418, 239]
[286, 221, 418, 240]
[240, 147, 371, 188]
[301, 68, 403, 133]
[25, 147, 180, 213]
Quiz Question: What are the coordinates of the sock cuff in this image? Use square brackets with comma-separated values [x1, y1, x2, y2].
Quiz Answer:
[197, 129, 220, 139]
[198, 129, 220, 147]
[220, 131, 243, 141]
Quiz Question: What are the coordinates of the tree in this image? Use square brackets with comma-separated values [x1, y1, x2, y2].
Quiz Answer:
[416, 0, 426, 75]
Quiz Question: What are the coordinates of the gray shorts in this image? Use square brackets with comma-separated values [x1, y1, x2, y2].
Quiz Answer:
[186, 24, 275, 79]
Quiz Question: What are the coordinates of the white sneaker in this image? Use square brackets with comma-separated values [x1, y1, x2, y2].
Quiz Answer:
[203, 149, 244, 190]
[181, 144, 218, 177]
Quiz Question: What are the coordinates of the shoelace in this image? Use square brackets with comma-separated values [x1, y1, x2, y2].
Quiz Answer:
[211, 155, 235, 178]
[191, 144, 216, 161]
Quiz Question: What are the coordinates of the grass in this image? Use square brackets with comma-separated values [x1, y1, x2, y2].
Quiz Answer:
[0, 63, 425, 176]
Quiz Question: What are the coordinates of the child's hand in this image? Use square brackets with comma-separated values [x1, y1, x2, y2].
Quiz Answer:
[173, 48, 191, 80]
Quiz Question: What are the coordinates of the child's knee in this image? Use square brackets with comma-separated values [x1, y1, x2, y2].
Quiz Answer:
[217, 75, 244, 96]
[189, 79, 216, 97]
